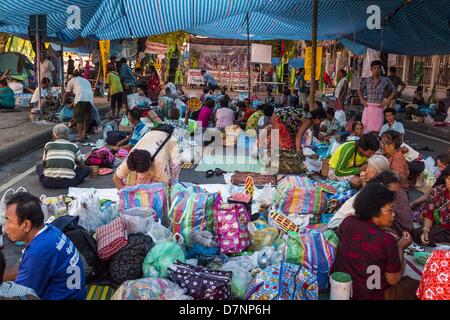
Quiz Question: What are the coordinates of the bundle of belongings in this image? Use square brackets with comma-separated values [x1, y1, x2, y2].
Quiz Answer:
[18, 169, 363, 301]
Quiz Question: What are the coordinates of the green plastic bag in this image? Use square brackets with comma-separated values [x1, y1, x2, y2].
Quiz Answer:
[285, 231, 303, 264]
[142, 241, 185, 279]
[188, 119, 198, 135]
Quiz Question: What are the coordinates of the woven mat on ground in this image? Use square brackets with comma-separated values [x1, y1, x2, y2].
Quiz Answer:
[181, 162, 194, 169]
[231, 171, 277, 186]
[86, 285, 114, 300]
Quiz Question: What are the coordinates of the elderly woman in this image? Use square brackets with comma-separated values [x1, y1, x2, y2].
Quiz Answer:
[331, 183, 419, 300]
[327, 155, 390, 229]
[412, 166, 450, 246]
[113, 124, 180, 189]
[370, 171, 414, 237]
[36, 124, 90, 189]
[381, 130, 409, 191]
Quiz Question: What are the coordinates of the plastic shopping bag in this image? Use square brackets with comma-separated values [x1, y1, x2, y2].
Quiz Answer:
[68, 192, 103, 233]
[120, 207, 157, 234]
[142, 241, 186, 279]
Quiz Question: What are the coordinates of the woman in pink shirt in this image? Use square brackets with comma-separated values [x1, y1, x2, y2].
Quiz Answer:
[215, 100, 235, 129]
[197, 98, 215, 129]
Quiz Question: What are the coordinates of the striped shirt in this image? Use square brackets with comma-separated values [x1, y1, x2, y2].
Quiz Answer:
[43, 139, 82, 179]
[329, 141, 367, 176]
[0, 282, 38, 298]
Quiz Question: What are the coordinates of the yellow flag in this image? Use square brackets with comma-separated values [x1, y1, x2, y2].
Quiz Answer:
[99, 40, 110, 81]
[305, 46, 323, 81]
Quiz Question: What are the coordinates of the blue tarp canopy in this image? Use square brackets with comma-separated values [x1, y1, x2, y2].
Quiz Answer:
[272, 58, 304, 69]
[0, 0, 449, 56]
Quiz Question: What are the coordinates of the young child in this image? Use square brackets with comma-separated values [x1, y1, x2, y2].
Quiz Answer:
[320, 108, 340, 136]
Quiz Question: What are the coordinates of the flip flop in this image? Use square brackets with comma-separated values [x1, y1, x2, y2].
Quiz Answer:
[206, 170, 215, 178]
[99, 168, 114, 176]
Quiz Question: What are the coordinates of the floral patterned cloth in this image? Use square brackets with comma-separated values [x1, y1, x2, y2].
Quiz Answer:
[272, 107, 311, 150]
[417, 250, 450, 300]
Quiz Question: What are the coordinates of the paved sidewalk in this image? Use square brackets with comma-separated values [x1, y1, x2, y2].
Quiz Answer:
[0, 97, 111, 165]
[345, 104, 450, 142]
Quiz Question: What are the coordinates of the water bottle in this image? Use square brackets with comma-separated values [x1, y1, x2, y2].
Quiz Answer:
[56, 196, 67, 217]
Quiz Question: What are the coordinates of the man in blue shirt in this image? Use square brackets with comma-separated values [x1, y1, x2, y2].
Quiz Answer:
[201, 70, 218, 91]
[379, 107, 405, 137]
[3, 192, 86, 300]
[113, 108, 149, 151]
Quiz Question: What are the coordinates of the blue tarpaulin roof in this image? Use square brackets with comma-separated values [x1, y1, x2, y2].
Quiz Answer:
[272, 58, 304, 69]
[0, 0, 448, 56]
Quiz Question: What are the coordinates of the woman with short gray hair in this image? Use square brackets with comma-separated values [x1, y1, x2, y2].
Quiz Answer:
[35, 124, 90, 189]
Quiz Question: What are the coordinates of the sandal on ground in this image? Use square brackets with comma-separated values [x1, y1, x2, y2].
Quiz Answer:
[206, 170, 215, 178]
[215, 168, 226, 176]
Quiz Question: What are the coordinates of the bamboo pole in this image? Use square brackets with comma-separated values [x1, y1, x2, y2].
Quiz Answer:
[310, 0, 319, 107]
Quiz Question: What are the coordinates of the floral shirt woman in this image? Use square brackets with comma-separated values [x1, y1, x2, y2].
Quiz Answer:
[272, 106, 310, 150]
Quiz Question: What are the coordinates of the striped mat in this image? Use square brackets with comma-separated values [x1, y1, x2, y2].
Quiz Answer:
[86, 285, 114, 300]
[181, 162, 194, 169]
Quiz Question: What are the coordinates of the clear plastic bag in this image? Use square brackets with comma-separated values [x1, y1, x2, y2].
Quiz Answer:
[305, 157, 322, 173]
[99, 201, 120, 225]
[68, 192, 103, 233]
[221, 261, 252, 299]
[121, 207, 156, 234]
[112, 278, 193, 300]
[187, 230, 216, 248]
[146, 222, 173, 244]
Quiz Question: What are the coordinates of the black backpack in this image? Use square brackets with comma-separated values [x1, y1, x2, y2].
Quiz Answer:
[108, 233, 153, 285]
[106, 130, 128, 145]
[52, 216, 108, 283]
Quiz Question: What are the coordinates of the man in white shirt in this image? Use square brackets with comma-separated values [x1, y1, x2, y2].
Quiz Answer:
[62, 70, 94, 142]
[39, 55, 56, 84]
[334, 69, 349, 109]
[30, 78, 57, 112]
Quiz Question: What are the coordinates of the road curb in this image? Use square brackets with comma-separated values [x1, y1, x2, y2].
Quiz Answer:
[404, 121, 450, 142]
[0, 104, 111, 166]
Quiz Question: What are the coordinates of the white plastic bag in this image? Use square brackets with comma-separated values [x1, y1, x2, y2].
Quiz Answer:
[424, 114, 435, 125]
[305, 157, 322, 173]
[127, 93, 140, 109]
[68, 192, 103, 233]
[121, 207, 156, 234]
[423, 156, 438, 187]
[256, 184, 274, 208]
